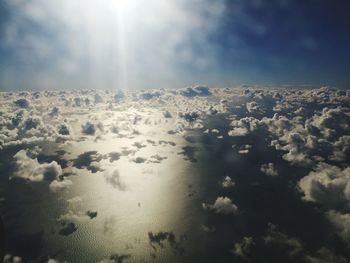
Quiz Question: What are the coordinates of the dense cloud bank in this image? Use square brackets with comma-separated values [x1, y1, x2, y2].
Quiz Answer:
[1, 85, 350, 262]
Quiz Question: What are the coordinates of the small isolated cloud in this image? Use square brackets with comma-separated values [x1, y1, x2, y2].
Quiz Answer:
[104, 170, 126, 190]
[260, 163, 278, 176]
[232, 237, 255, 258]
[202, 196, 238, 215]
[238, 149, 249, 154]
[246, 101, 261, 113]
[228, 127, 249, 137]
[3, 254, 23, 263]
[200, 224, 216, 233]
[263, 223, 304, 258]
[58, 210, 90, 223]
[221, 176, 235, 188]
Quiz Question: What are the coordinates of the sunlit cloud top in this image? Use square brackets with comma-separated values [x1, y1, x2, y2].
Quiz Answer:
[0, 0, 349, 90]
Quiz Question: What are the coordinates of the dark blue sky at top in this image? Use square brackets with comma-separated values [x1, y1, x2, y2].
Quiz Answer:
[0, 0, 349, 90]
[211, 0, 350, 86]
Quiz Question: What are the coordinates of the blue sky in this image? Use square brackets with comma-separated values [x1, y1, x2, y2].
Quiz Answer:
[0, 0, 349, 90]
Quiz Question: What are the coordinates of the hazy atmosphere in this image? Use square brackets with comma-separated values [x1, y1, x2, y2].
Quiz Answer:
[0, 1, 350, 263]
[1, 0, 350, 90]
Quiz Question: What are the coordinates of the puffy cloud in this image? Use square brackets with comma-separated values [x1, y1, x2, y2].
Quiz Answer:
[49, 179, 73, 192]
[228, 127, 249, 137]
[200, 224, 216, 233]
[58, 210, 90, 223]
[246, 101, 260, 113]
[2, 87, 350, 262]
[3, 254, 23, 263]
[262, 105, 350, 166]
[232, 237, 254, 258]
[67, 196, 83, 204]
[330, 135, 350, 162]
[221, 176, 235, 188]
[202, 196, 238, 215]
[311, 107, 350, 138]
[281, 132, 314, 166]
[298, 163, 350, 207]
[228, 117, 263, 137]
[12, 149, 62, 182]
[263, 223, 304, 258]
[326, 211, 350, 245]
[260, 163, 278, 176]
[304, 247, 348, 263]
